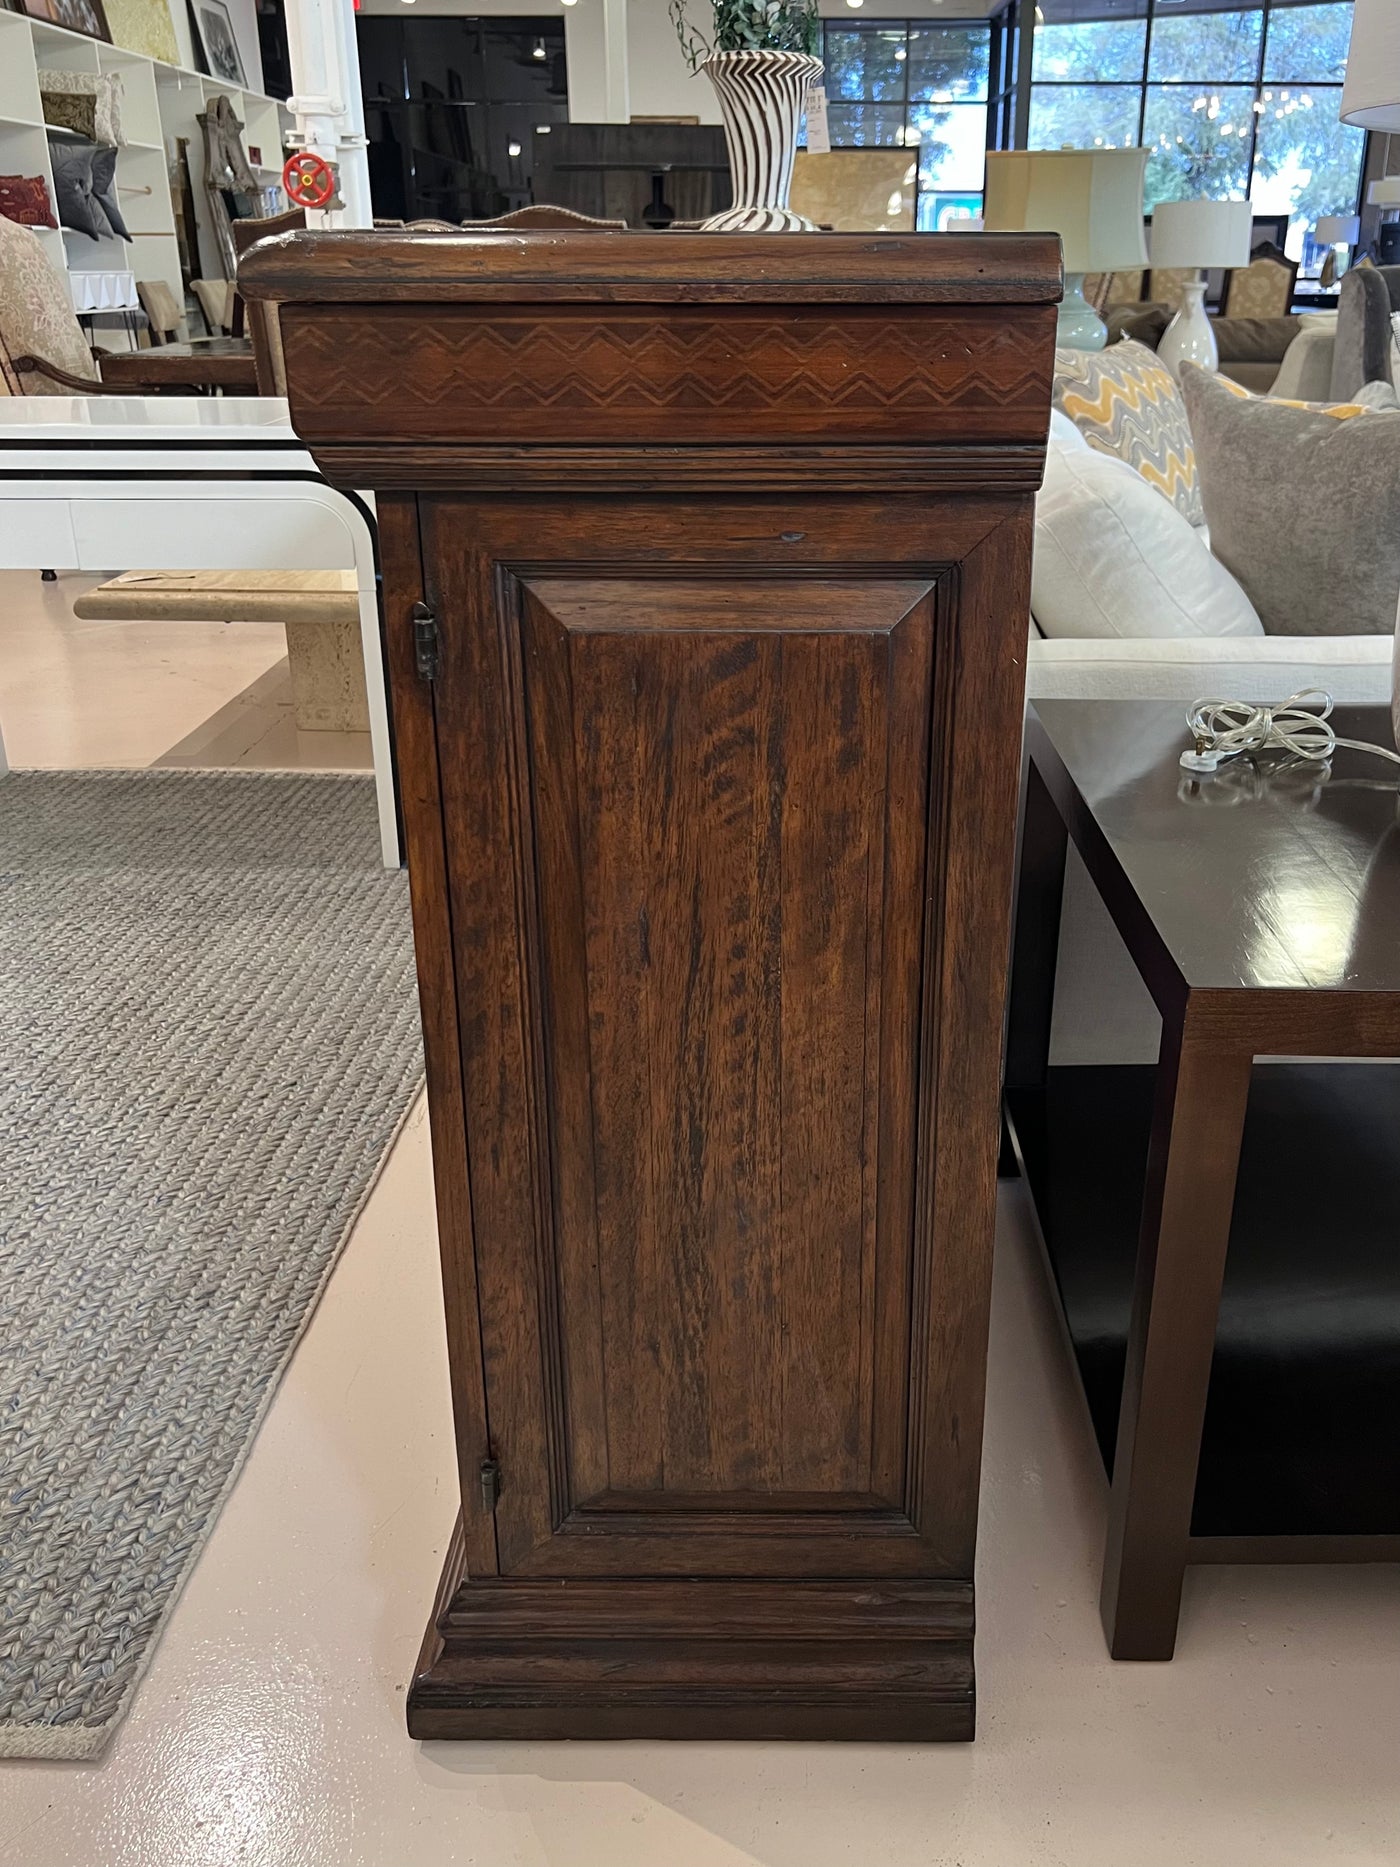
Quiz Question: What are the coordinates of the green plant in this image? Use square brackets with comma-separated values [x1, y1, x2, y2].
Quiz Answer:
[670, 0, 820, 74]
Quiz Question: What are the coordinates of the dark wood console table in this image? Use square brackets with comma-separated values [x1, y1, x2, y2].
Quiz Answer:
[1006, 702, 1400, 1664]
[243, 229, 1060, 1741]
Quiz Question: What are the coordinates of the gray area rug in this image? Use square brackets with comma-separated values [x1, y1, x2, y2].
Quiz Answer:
[0, 770, 423, 1759]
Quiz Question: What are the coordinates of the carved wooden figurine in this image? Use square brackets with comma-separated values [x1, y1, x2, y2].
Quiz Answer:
[242, 230, 1060, 1741]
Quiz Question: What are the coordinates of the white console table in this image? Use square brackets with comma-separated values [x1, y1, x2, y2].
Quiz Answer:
[0, 396, 398, 868]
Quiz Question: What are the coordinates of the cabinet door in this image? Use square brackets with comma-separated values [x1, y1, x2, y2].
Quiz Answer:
[422, 495, 1020, 1580]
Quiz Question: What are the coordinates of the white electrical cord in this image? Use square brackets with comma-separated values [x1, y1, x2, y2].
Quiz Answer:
[1179, 690, 1400, 775]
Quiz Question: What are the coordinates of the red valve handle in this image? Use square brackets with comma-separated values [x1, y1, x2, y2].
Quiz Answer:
[282, 151, 335, 210]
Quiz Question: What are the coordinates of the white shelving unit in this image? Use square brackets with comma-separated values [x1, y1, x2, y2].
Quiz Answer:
[0, 10, 291, 339]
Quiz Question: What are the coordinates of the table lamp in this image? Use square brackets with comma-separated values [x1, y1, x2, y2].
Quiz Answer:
[1341, 0, 1400, 131]
[1149, 197, 1253, 379]
[1314, 214, 1361, 286]
[983, 148, 1148, 350]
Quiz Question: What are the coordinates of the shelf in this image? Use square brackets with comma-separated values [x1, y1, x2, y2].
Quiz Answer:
[1008, 1063, 1400, 1538]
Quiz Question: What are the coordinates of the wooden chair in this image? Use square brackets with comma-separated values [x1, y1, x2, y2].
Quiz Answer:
[458, 204, 627, 231]
[376, 206, 628, 233]
[1224, 247, 1298, 319]
[1147, 267, 1194, 313]
[136, 279, 185, 346]
[0, 214, 256, 395]
[231, 207, 306, 394]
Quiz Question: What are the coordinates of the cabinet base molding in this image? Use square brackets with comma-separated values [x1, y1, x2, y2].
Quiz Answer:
[408, 1519, 975, 1742]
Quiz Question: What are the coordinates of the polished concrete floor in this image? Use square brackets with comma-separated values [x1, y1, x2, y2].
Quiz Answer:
[1, 575, 1397, 1866]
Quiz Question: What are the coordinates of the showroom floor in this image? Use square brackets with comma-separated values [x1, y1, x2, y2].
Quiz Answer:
[1, 574, 1397, 1867]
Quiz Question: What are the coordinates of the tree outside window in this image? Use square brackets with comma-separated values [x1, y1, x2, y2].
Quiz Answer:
[1028, 0, 1365, 244]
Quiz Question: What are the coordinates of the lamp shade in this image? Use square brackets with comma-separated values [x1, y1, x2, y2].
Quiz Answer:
[1315, 214, 1361, 245]
[1149, 198, 1253, 270]
[982, 148, 1148, 273]
[1341, 0, 1400, 132]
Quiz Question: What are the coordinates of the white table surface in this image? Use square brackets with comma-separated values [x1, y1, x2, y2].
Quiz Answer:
[0, 396, 399, 866]
[0, 396, 297, 442]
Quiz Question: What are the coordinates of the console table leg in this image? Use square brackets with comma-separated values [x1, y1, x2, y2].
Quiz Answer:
[1100, 1018, 1252, 1660]
[1004, 756, 1069, 1097]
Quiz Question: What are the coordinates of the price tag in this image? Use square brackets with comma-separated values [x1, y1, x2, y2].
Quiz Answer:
[805, 85, 830, 156]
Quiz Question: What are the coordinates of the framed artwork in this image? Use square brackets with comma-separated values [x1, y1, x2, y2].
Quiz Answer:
[21, 0, 111, 41]
[189, 0, 247, 87]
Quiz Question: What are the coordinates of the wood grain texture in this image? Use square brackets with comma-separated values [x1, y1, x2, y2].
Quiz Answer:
[239, 226, 1064, 306]
[263, 229, 1055, 1739]
[409, 1517, 975, 1741]
[279, 303, 1056, 446]
[521, 575, 932, 1506]
[1007, 705, 1400, 1664]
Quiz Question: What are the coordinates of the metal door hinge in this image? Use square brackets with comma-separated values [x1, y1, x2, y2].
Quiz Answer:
[412, 602, 438, 682]
[479, 1456, 501, 1513]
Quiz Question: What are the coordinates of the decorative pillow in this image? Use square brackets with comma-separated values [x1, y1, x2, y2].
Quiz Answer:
[0, 213, 98, 394]
[1031, 444, 1262, 642]
[40, 72, 124, 148]
[1180, 363, 1400, 636]
[0, 175, 57, 230]
[1053, 338, 1204, 527]
[46, 137, 106, 241]
[89, 145, 131, 241]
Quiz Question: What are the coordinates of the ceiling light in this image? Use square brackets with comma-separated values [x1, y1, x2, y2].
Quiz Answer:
[845, 0, 864, 9]
[532, 41, 546, 57]
[894, 45, 906, 60]
[536, 124, 551, 133]
[508, 140, 522, 156]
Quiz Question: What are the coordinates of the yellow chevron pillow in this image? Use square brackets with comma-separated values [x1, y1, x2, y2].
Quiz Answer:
[1053, 339, 1203, 528]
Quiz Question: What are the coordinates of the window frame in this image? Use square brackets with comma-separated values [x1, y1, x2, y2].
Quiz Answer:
[1025, 0, 1366, 221]
[816, 16, 1012, 228]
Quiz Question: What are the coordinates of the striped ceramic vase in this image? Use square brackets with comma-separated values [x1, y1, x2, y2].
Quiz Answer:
[701, 50, 824, 233]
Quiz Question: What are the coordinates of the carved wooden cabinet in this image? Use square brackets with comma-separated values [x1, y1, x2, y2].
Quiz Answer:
[243, 231, 1059, 1741]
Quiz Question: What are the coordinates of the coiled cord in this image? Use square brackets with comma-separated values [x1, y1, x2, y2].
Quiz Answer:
[1179, 689, 1400, 774]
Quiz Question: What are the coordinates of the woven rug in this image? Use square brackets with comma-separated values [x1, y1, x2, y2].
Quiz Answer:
[0, 770, 423, 1759]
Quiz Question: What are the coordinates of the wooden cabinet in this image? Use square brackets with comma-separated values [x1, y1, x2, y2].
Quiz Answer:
[244, 229, 1059, 1741]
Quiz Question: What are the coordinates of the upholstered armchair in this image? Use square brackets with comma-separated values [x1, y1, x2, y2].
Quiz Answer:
[1331, 264, 1400, 401]
[0, 214, 254, 395]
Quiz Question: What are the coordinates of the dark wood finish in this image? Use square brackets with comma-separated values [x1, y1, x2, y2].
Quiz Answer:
[459, 203, 627, 230]
[246, 229, 1060, 1740]
[14, 338, 256, 396]
[278, 304, 1053, 448]
[1006, 702, 1400, 1663]
[95, 338, 258, 393]
[411, 1515, 975, 1740]
[241, 228, 1065, 304]
[233, 208, 306, 396]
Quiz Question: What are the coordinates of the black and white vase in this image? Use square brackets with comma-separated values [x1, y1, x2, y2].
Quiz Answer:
[701, 49, 823, 233]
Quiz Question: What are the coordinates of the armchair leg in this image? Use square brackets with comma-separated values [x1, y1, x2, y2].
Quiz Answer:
[41, 569, 57, 583]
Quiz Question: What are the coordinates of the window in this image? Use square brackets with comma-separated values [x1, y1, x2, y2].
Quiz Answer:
[819, 20, 999, 229]
[1028, 0, 1366, 247]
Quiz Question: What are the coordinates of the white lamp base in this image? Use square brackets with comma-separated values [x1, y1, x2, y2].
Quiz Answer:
[1158, 277, 1218, 381]
[1056, 273, 1108, 351]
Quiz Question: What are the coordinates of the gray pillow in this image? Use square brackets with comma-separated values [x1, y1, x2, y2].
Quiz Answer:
[46, 136, 105, 241]
[1180, 364, 1400, 636]
[89, 144, 131, 241]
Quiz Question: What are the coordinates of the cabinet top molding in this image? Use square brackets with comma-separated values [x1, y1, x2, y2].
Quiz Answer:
[238, 229, 1065, 308]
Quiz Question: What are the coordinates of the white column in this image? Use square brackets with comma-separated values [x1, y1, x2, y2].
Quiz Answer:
[282, 0, 372, 227]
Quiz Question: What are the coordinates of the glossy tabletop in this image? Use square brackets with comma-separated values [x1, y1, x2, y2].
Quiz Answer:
[0, 395, 293, 442]
[1029, 700, 1400, 994]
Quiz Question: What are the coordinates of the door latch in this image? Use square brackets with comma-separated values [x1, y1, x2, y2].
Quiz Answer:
[412, 601, 438, 682]
[479, 1456, 501, 1513]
